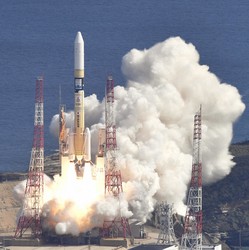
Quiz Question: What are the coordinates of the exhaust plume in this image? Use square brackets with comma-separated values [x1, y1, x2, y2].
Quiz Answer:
[46, 36, 245, 231]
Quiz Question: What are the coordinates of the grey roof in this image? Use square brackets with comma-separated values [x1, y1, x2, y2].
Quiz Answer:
[131, 245, 169, 250]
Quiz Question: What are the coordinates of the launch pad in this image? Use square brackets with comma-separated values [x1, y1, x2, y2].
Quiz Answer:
[10, 31, 223, 250]
[12, 32, 132, 248]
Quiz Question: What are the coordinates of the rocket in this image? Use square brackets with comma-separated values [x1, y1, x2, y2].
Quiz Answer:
[60, 32, 93, 177]
[74, 32, 85, 158]
[73, 32, 92, 164]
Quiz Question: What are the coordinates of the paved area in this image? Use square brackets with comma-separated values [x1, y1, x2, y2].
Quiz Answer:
[0, 230, 159, 250]
[2, 246, 126, 250]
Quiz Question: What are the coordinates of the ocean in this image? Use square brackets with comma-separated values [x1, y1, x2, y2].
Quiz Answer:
[0, 0, 249, 172]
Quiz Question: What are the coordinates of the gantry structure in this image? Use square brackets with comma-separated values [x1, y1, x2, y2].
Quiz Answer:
[15, 76, 44, 238]
[181, 106, 202, 250]
[102, 76, 131, 239]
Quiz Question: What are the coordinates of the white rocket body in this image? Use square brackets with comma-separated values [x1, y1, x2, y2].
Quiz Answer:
[60, 32, 94, 177]
[74, 32, 85, 158]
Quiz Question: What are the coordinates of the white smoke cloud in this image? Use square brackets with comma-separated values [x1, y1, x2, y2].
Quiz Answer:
[47, 36, 245, 230]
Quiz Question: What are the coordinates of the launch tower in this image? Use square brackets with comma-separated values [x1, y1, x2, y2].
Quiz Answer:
[15, 76, 44, 238]
[102, 76, 131, 238]
[181, 106, 202, 250]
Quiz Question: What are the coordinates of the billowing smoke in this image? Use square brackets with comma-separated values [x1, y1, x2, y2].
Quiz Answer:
[47, 36, 245, 233]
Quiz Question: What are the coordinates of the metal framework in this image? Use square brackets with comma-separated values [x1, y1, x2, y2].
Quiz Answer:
[104, 75, 122, 196]
[15, 76, 44, 238]
[156, 202, 178, 245]
[181, 106, 202, 250]
[102, 76, 131, 238]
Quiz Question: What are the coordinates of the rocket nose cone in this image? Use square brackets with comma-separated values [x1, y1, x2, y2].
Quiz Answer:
[75, 31, 84, 44]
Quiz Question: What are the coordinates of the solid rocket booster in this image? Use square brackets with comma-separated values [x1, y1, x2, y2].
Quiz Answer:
[74, 32, 85, 156]
[84, 128, 91, 162]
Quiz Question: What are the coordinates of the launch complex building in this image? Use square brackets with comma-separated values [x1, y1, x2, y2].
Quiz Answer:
[8, 32, 224, 250]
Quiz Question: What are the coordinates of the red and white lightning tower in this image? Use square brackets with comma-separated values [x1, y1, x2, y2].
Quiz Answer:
[15, 76, 44, 238]
[102, 75, 131, 238]
[181, 106, 202, 250]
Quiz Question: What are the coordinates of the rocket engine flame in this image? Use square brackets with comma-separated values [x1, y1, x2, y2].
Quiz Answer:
[47, 36, 245, 232]
[41, 163, 105, 235]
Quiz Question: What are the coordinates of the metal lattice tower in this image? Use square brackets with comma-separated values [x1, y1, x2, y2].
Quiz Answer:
[15, 76, 44, 238]
[105, 75, 121, 196]
[102, 75, 131, 238]
[156, 202, 178, 245]
[181, 106, 202, 250]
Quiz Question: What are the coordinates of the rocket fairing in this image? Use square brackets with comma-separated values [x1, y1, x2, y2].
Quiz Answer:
[74, 32, 85, 157]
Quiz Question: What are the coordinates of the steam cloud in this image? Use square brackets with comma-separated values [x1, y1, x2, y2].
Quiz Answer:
[46, 36, 245, 234]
